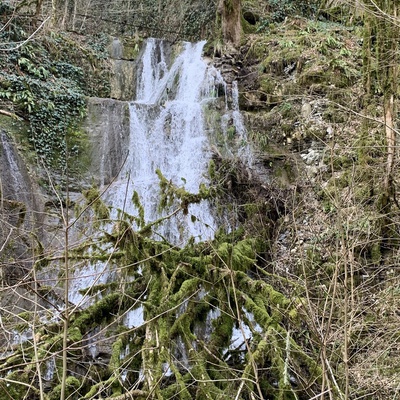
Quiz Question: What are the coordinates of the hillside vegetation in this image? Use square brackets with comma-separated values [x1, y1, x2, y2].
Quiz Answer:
[1, 1, 400, 399]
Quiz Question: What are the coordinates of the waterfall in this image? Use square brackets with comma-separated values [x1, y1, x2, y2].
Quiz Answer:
[2, 39, 260, 383]
[0, 131, 32, 204]
[104, 39, 230, 244]
[68, 39, 251, 308]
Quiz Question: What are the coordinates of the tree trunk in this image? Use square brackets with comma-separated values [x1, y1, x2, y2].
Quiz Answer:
[379, 3, 398, 195]
[218, 0, 241, 47]
[384, 94, 395, 193]
[34, 0, 43, 18]
[363, 1, 399, 196]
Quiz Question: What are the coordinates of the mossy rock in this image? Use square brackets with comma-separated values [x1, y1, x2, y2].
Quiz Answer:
[327, 87, 355, 104]
[0, 373, 35, 400]
[260, 75, 277, 93]
[329, 66, 359, 88]
[298, 64, 331, 87]
[121, 36, 141, 60]
[0, 115, 26, 134]
[49, 376, 81, 400]
[242, 14, 258, 34]
[330, 155, 355, 171]
[273, 161, 295, 186]
[263, 47, 303, 76]
[0, 117, 33, 160]
[322, 106, 349, 123]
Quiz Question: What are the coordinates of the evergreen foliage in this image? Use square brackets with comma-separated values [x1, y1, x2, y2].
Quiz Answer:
[0, 13, 110, 168]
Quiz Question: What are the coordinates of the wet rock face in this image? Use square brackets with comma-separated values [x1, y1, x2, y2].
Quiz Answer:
[0, 131, 34, 205]
[84, 98, 130, 186]
[0, 130, 43, 246]
[0, 130, 46, 319]
[109, 38, 139, 101]
[213, 50, 243, 87]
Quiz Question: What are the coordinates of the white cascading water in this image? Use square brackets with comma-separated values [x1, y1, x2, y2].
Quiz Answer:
[68, 39, 251, 308]
[104, 38, 228, 244]
[0, 132, 31, 204]
[4, 40, 254, 369]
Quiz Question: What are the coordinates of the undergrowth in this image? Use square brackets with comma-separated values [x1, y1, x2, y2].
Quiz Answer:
[0, 8, 110, 169]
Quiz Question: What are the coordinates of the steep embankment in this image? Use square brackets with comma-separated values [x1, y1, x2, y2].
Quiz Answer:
[235, 14, 400, 398]
[1, 2, 399, 399]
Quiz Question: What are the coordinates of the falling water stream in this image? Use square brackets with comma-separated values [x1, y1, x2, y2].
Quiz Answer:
[104, 39, 228, 245]
[1, 39, 257, 382]
[0, 132, 33, 206]
[67, 39, 253, 354]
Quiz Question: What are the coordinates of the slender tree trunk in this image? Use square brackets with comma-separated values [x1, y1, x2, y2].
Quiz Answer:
[363, 1, 399, 196]
[362, 19, 372, 96]
[384, 94, 395, 192]
[51, 0, 56, 26]
[61, 0, 69, 30]
[381, 3, 398, 195]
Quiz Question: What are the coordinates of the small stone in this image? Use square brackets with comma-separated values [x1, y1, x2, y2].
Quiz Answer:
[301, 102, 312, 119]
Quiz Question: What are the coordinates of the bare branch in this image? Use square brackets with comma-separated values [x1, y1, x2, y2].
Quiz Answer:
[0, 15, 50, 51]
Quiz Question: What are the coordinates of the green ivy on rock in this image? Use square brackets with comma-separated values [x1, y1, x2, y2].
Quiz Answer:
[0, 23, 110, 169]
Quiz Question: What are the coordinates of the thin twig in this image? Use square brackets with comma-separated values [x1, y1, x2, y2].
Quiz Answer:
[0, 16, 50, 51]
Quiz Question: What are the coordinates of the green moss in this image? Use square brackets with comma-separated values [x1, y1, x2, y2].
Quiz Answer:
[78, 282, 118, 296]
[298, 65, 331, 87]
[244, 296, 273, 328]
[170, 278, 200, 303]
[49, 376, 81, 400]
[260, 75, 276, 92]
[210, 313, 234, 348]
[190, 363, 224, 399]
[68, 326, 83, 343]
[132, 190, 145, 228]
[66, 126, 91, 175]
[208, 159, 216, 180]
[0, 372, 34, 400]
[37, 285, 53, 296]
[82, 186, 110, 222]
[331, 155, 355, 171]
[14, 322, 30, 332]
[72, 292, 120, 329]
[370, 242, 382, 264]
[17, 311, 32, 322]
[82, 377, 115, 399]
[121, 36, 141, 60]
[0, 116, 28, 142]
[215, 239, 256, 272]
[263, 47, 303, 77]
[109, 336, 125, 372]
[242, 15, 257, 34]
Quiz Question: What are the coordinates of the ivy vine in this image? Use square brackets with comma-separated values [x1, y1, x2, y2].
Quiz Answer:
[0, 19, 110, 169]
